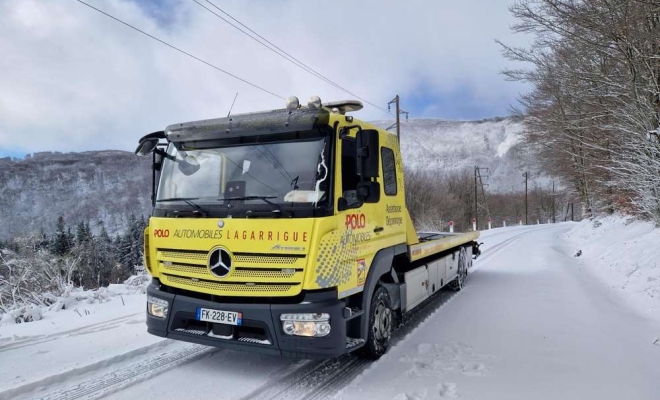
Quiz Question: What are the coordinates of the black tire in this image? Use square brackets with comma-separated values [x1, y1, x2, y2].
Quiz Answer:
[449, 247, 468, 291]
[359, 286, 393, 359]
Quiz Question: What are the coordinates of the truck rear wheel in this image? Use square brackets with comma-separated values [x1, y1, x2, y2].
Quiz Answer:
[449, 247, 468, 291]
[360, 286, 393, 359]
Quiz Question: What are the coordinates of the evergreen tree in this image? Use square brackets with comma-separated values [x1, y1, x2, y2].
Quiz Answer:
[66, 227, 75, 252]
[75, 221, 87, 246]
[93, 222, 116, 287]
[52, 215, 70, 256]
[37, 228, 50, 251]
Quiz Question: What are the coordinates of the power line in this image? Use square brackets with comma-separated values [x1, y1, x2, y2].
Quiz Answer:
[194, 1, 334, 88]
[196, 0, 392, 116]
[75, 0, 284, 100]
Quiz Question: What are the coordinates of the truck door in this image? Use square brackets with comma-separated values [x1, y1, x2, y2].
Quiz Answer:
[337, 136, 378, 294]
[335, 131, 404, 297]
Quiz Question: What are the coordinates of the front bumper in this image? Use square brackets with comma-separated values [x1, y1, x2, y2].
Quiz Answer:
[146, 279, 348, 359]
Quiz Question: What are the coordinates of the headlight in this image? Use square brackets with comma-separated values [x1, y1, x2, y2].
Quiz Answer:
[280, 313, 331, 337]
[147, 295, 169, 319]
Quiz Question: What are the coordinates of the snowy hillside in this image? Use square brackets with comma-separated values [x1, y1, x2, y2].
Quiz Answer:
[373, 117, 546, 193]
[0, 151, 151, 239]
[0, 117, 541, 240]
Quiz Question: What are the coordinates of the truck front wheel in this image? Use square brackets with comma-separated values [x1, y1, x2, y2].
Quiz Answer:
[360, 286, 393, 359]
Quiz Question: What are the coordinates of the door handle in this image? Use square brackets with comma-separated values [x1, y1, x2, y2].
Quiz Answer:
[374, 226, 384, 233]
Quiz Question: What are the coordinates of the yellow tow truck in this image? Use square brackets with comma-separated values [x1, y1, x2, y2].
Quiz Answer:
[136, 96, 481, 359]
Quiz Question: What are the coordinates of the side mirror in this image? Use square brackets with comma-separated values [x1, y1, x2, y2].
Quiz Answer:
[337, 197, 349, 212]
[356, 129, 379, 178]
[358, 182, 380, 203]
[135, 138, 158, 156]
[135, 131, 165, 156]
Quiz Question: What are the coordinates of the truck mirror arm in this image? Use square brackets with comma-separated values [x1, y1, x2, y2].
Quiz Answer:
[339, 125, 362, 139]
[154, 148, 175, 162]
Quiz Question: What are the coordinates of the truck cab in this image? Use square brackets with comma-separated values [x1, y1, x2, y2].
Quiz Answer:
[137, 97, 480, 359]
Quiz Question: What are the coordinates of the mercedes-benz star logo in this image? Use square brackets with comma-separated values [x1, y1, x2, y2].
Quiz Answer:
[208, 248, 232, 278]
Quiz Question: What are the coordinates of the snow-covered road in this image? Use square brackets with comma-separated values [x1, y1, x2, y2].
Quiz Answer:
[1, 223, 658, 400]
[340, 223, 660, 400]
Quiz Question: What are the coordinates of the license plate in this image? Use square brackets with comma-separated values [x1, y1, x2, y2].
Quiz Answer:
[196, 308, 242, 326]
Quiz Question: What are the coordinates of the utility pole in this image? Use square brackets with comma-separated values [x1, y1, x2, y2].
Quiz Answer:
[571, 202, 574, 221]
[523, 172, 528, 225]
[475, 166, 478, 229]
[474, 166, 490, 231]
[552, 181, 555, 223]
[388, 95, 409, 142]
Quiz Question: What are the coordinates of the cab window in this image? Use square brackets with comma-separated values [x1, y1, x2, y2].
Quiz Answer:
[381, 147, 397, 196]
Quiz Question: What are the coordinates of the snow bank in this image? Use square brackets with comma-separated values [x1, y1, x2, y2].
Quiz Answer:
[0, 273, 150, 326]
[565, 215, 660, 318]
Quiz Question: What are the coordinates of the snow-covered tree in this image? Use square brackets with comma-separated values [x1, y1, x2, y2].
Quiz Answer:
[500, 0, 660, 222]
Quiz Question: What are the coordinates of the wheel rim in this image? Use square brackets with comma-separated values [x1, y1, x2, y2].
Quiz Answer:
[457, 250, 467, 288]
[373, 301, 392, 342]
[458, 266, 466, 288]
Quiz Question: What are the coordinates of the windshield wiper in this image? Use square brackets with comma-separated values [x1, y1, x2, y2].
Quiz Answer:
[157, 197, 209, 217]
[220, 195, 277, 205]
[157, 197, 201, 202]
[220, 196, 293, 217]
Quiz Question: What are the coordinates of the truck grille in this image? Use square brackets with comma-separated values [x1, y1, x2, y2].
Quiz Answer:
[156, 248, 306, 296]
[161, 263, 301, 280]
[162, 274, 298, 293]
[157, 249, 302, 266]
[159, 249, 207, 262]
[162, 263, 207, 275]
[232, 268, 299, 279]
[233, 254, 300, 265]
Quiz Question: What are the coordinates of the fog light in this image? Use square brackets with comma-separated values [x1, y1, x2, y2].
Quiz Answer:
[280, 313, 331, 337]
[147, 295, 169, 319]
[316, 321, 331, 336]
[283, 320, 296, 335]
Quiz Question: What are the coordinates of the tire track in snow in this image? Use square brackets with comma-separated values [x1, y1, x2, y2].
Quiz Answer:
[2, 341, 217, 400]
[474, 225, 562, 267]
[0, 312, 142, 353]
[243, 226, 546, 400]
[243, 283, 462, 400]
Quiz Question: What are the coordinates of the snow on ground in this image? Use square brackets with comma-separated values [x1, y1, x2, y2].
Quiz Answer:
[337, 222, 660, 400]
[565, 215, 660, 320]
[1, 219, 659, 400]
[0, 282, 159, 399]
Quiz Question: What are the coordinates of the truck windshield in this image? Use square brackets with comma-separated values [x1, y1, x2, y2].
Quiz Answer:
[156, 136, 331, 214]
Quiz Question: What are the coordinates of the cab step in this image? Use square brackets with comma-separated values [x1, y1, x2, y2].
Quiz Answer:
[344, 307, 364, 321]
[346, 337, 365, 350]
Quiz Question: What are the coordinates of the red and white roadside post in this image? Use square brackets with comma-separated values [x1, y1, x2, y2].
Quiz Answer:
[487, 217, 492, 230]
[518, 216, 523, 226]
[448, 220, 454, 233]
[472, 217, 477, 231]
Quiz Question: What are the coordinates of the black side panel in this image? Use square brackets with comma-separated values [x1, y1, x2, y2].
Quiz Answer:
[359, 247, 395, 340]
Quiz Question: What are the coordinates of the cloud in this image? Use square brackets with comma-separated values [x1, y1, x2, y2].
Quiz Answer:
[0, 0, 529, 153]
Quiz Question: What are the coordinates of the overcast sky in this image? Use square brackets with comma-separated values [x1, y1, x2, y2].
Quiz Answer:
[0, 0, 529, 157]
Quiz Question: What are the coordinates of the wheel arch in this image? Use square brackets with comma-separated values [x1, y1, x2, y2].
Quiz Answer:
[357, 244, 405, 340]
